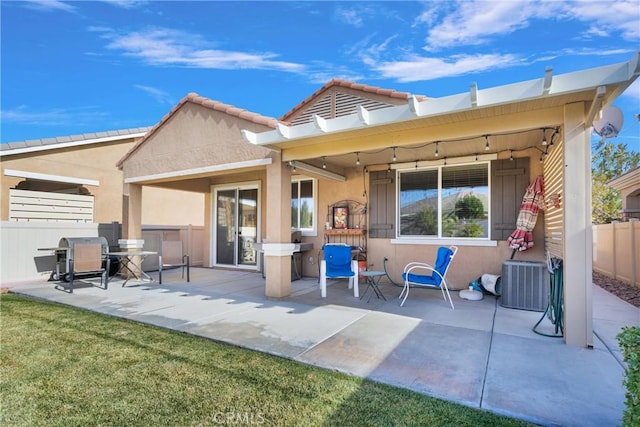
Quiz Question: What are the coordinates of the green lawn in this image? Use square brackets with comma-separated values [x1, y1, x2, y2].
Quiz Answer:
[1, 294, 533, 426]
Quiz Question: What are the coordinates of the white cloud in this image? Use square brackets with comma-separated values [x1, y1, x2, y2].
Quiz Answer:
[374, 53, 522, 82]
[367, 1, 639, 83]
[563, 1, 640, 41]
[335, 7, 364, 27]
[529, 47, 635, 65]
[413, 2, 449, 28]
[346, 33, 400, 67]
[97, 27, 305, 73]
[558, 47, 634, 58]
[22, 0, 75, 13]
[304, 61, 365, 84]
[334, 4, 387, 28]
[134, 85, 174, 105]
[422, 1, 542, 51]
[421, 1, 639, 51]
[0, 106, 107, 126]
[87, 26, 113, 33]
[100, 0, 148, 9]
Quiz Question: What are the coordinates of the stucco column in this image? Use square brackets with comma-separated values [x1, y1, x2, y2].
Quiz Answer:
[563, 102, 593, 348]
[264, 153, 292, 298]
[203, 191, 212, 268]
[122, 183, 143, 239]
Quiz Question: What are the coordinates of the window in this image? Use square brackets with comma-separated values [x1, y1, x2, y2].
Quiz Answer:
[291, 177, 316, 234]
[398, 163, 489, 239]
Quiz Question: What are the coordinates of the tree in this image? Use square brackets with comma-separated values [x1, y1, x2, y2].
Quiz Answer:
[591, 139, 640, 224]
[300, 200, 312, 228]
[454, 194, 485, 219]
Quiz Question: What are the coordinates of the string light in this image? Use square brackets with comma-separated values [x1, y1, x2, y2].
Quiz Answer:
[443, 157, 447, 165]
[387, 164, 391, 173]
[541, 128, 548, 146]
[318, 128, 561, 170]
[291, 161, 296, 172]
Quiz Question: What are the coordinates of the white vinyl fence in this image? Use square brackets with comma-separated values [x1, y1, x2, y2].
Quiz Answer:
[0, 221, 100, 285]
[9, 189, 94, 222]
[593, 219, 640, 287]
[0, 221, 206, 285]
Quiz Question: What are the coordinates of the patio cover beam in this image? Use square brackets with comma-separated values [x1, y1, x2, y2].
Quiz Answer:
[290, 161, 346, 182]
[280, 107, 564, 162]
[241, 53, 639, 148]
[585, 86, 607, 127]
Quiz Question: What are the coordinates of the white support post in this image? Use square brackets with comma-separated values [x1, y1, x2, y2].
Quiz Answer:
[562, 102, 594, 348]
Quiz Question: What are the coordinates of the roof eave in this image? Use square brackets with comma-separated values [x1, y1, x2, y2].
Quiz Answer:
[609, 166, 640, 190]
[242, 52, 640, 148]
[0, 129, 150, 157]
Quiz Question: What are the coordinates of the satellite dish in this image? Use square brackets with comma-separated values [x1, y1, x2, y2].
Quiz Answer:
[593, 106, 624, 138]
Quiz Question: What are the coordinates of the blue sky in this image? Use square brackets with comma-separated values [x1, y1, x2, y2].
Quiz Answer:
[2, 0, 639, 152]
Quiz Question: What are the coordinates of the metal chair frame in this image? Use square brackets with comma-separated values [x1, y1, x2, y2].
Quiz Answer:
[399, 246, 458, 309]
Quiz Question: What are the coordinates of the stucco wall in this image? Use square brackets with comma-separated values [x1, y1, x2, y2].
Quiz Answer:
[122, 103, 274, 179]
[1, 140, 204, 226]
[295, 155, 546, 289]
[142, 186, 204, 226]
[1, 140, 133, 223]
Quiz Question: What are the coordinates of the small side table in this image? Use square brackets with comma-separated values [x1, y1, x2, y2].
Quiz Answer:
[360, 270, 387, 302]
[107, 251, 157, 287]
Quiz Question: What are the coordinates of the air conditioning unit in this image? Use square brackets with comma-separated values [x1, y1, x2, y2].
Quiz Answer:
[501, 260, 549, 311]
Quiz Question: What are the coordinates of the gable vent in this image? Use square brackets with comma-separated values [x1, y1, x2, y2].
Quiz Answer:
[290, 95, 333, 125]
[290, 92, 395, 126]
[334, 92, 391, 117]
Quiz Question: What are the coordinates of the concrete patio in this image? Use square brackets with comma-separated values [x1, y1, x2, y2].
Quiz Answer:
[7, 267, 639, 426]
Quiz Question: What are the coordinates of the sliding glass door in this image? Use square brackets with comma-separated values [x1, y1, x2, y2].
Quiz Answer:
[214, 185, 259, 268]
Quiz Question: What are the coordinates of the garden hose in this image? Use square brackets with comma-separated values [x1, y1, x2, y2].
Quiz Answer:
[383, 257, 412, 288]
[383, 257, 404, 287]
[384, 253, 564, 338]
[533, 257, 564, 337]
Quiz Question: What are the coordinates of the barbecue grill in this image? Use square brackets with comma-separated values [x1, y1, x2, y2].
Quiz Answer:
[55, 237, 118, 281]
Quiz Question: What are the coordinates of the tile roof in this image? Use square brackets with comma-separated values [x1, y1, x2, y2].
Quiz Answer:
[279, 78, 427, 122]
[116, 92, 279, 168]
[1, 126, 152, 154]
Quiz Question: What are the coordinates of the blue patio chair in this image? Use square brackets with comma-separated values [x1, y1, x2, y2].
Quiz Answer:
[399, 246, 457, 309]
[320, 244, 359, 298]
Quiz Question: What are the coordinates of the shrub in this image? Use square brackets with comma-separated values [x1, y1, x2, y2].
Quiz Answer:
[416, 205, 437, 235]
[454, 194, 485, 219]
[618, 326, 640, 426]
